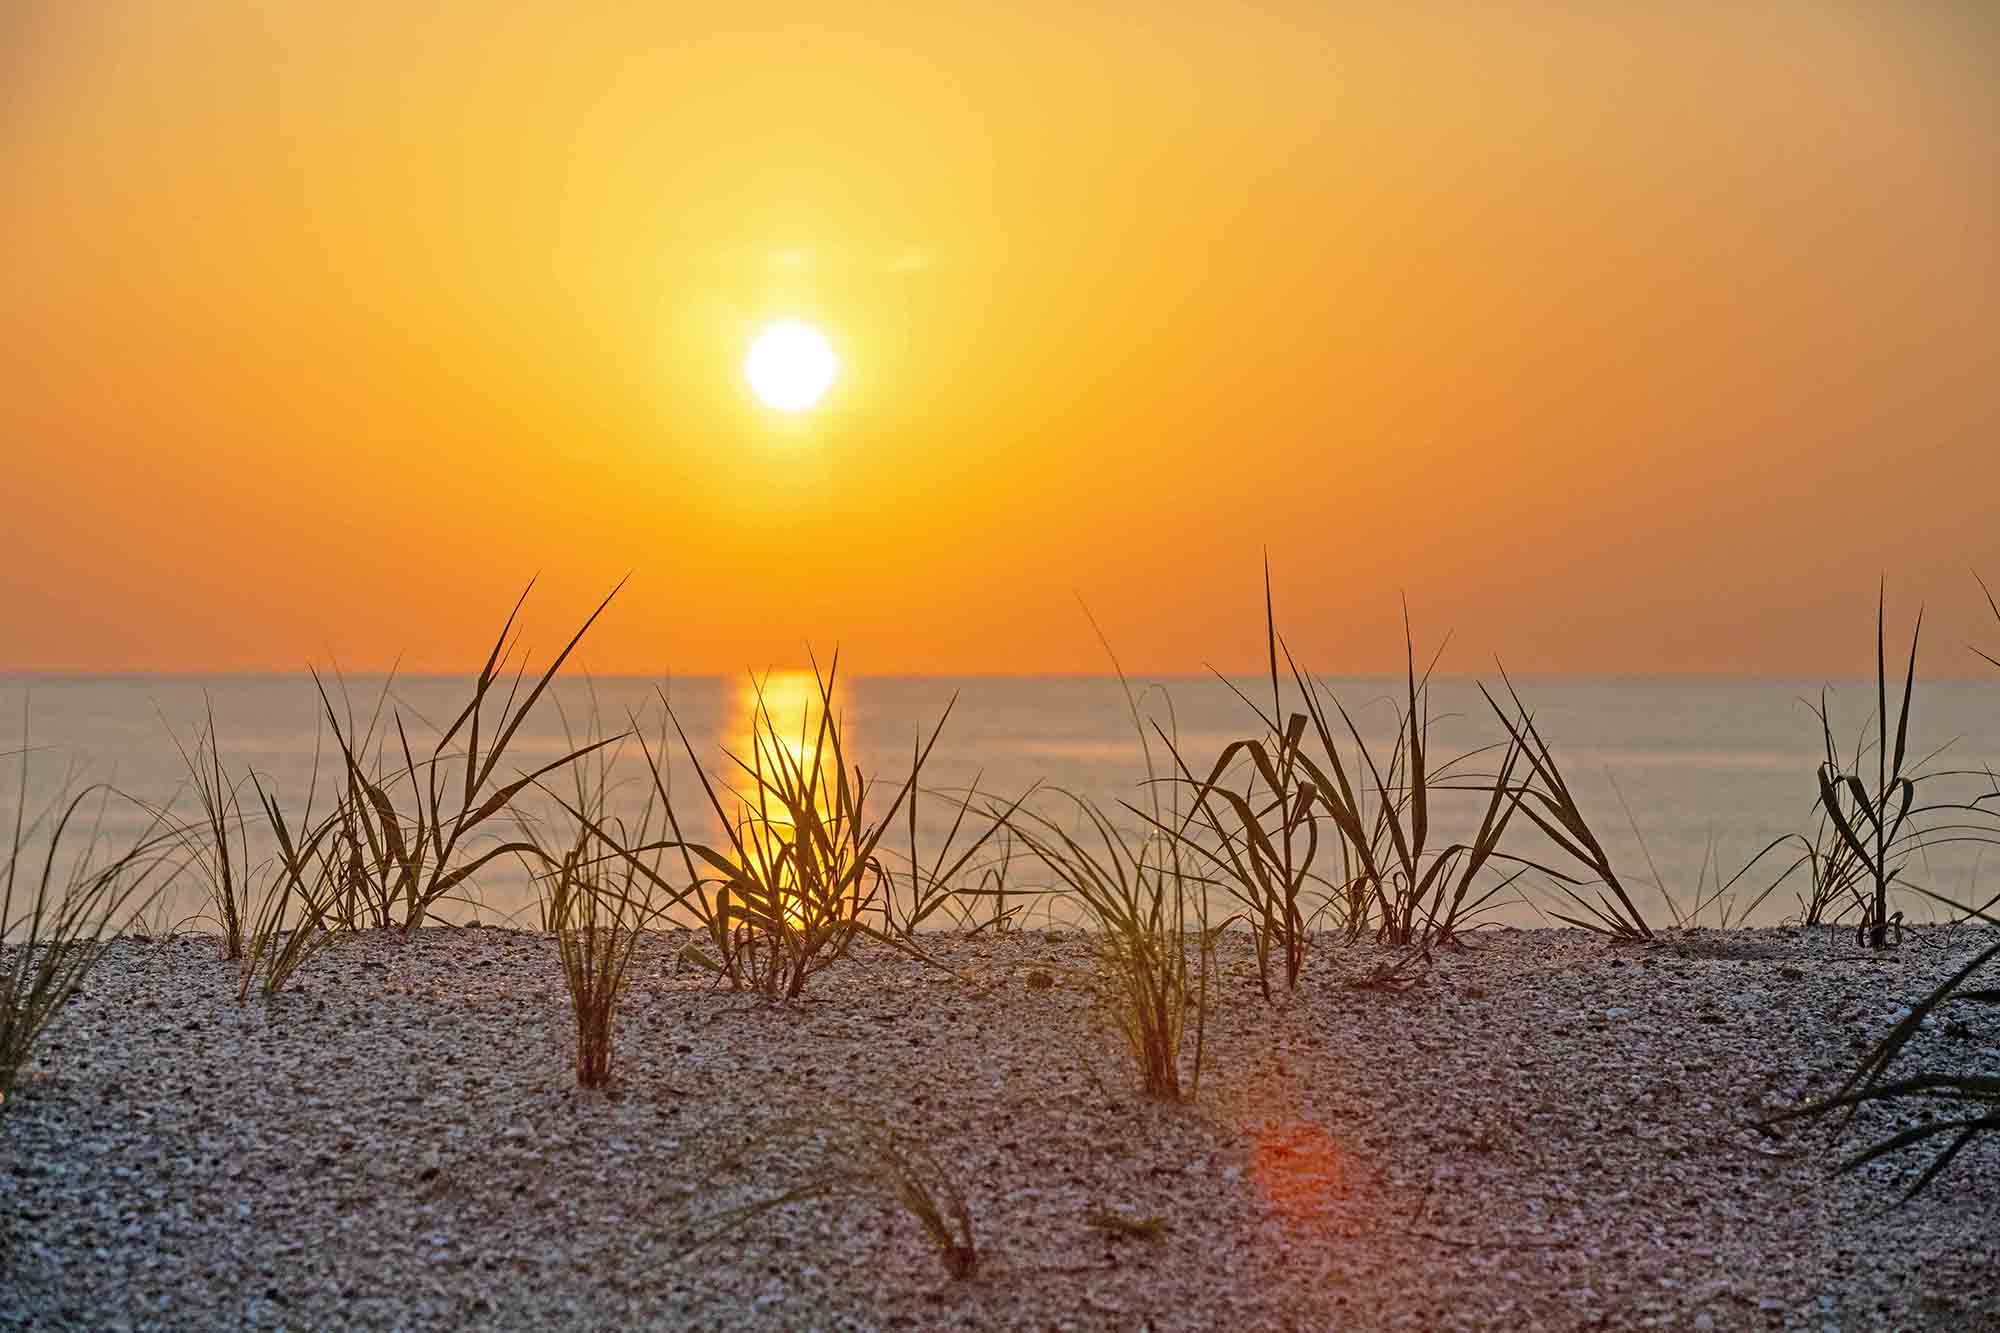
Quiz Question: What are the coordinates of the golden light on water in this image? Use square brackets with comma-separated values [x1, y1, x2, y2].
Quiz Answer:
[744, 321, 838, 413]
[730, 667, 842, 774]
[725, 668, 854, 924]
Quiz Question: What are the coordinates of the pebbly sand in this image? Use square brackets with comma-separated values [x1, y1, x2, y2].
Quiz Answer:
[2, 925, 1997, 1331]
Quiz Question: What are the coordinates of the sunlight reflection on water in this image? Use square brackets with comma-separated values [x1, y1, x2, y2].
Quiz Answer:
[720, 668, 849, 924]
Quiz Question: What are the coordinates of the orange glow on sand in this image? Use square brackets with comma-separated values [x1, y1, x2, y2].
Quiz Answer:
[1248, 1121, 1347, 1222]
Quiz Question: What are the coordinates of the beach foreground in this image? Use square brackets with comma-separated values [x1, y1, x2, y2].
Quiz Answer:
[2, 926, 1995, 1331]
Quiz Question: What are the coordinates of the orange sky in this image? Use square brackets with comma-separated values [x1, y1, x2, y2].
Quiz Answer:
[3, 2, 1995, 676]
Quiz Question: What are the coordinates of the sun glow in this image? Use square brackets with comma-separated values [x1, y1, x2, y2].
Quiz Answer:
[744, 321, 838, 412]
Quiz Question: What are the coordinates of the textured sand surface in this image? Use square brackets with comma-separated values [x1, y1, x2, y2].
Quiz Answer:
[3, 925, 1997, 1330]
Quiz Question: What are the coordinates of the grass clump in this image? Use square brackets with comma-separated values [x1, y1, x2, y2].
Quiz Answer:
[232, 753, 353, 999]
[151, 707, 336, 997]
[1298, 622, 1533, 951]
[1150, 569, 1318, 996]
[878, 770, 1029, 938]
[235, 854, 334, 1000]
[1709, 696, 1872, 930]
[3, 740, 181, 1104]
[542, 837, 650, 1087]
[162, 702, 253, 959]
[1483, 677, 1654, 941]
[1160, 723, 1314, 998]
[1003, 624, 1213, 1099]
[312, 579, 627, 932]
[1815, 591, 1924, 949]
[1772, 930, 2000, 1201]
[1162, 578, 1543, 969]
[681, 1116, 979, 1280]
[859, 1122, 980, 1278]
[595, 656, 956, 1001]
[1702, 681, 1929, 933]
[1755, 587, 1978, 943]
[1768, 576, 2000, 1198]
[534, 720, 673, 1087]
[1010, 797, 1213, 1100]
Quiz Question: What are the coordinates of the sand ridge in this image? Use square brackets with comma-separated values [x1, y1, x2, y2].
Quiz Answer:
[2, 925, 1996, 1330]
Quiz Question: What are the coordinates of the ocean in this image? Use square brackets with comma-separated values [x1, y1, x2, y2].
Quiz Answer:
[4, 673, 1997, 934]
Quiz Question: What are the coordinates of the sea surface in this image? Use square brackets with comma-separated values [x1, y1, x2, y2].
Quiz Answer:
[4, 673, 1998, 934]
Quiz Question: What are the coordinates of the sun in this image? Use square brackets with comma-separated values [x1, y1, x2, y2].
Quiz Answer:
[744, 320, 838, 412]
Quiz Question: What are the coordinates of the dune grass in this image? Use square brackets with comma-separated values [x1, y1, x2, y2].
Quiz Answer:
[18, 565, 2000, 1231]
[532, 714, 670, 1087]
[679, 1116, 980, 1280]
[2, 738, 183, 1104]
[541, 832, 651, 1087]
[137, 583, 633, 999]
[232, 766, 345, 998]
[1723, 694, 1876, 929]
[1779, 925, 2000, 1202]
[662, 658, 893, 998]
[1007, 578, 1638, 1088]
[1297, 623, 1535, 951]
[162, 702, 254, 959]
[154, 696, 354, 995]
[1002, 617, 1215, 1099]
[1143, 570, 1316, 997]
[1153, 715, 1315, 999]
[1767, 575, 2000, 1199]
[1769, 880, 2000, 1201]
[878, 769, 1032, 939]
[1008, 796, 1215, 1100]
[1151, 580, 1545, 978]
[1482, 677, 1654, 941]
[1652, 592, 1982, 938]
[1816, 592, 1924, 949]
[854, 1121, 980, 1279]
[942, 828, 1026, 936]
[311, 580, 627, 933]
[579, 656, 963, 1001]
[1710, 677, 1950, 934]
[236, 873, 333, 999]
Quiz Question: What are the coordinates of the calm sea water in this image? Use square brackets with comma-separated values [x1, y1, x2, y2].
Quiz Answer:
[4, 673, 1997, 933]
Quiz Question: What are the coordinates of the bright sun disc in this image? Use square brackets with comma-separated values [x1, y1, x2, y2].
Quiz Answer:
[745, 321, 837, 412]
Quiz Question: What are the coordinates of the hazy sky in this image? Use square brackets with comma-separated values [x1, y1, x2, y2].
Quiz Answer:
[3, 2, 1995, 676]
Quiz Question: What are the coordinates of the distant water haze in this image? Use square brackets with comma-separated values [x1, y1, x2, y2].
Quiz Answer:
[4, 674, 1997, 934]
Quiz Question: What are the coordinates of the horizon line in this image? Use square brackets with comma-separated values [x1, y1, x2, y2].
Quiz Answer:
[5, 667, 1998, 686]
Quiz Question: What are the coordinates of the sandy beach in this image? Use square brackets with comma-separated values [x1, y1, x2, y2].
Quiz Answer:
[2, 925, 1995, 1330]
[10, 1, 1997, 1327]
